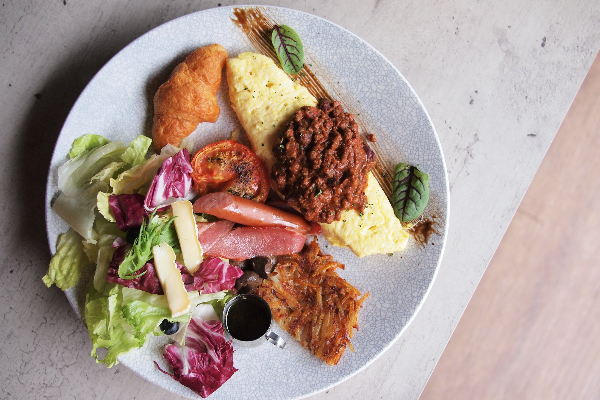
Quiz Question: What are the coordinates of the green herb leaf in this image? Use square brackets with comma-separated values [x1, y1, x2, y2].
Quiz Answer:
[271, 25, 304, 74]
[118, 211, 178, 279]
[392, 163, 430, 222]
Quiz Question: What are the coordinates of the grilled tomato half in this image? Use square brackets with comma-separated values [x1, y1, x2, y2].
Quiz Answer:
[191, 140, 270, 202]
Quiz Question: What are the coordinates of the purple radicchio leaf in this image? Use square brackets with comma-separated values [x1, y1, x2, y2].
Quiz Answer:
[108, 193, 145, 231]
[193, 257, 243, 294]
[156, 317, 237, 398]
[144, 149, 194, 212]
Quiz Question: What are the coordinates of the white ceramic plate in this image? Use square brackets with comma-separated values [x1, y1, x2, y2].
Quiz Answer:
[46, 5, 449, 400]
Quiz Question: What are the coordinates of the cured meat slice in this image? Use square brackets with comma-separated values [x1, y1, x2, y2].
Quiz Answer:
[204, 227, 306, 260]
[196, 220, 234, 252]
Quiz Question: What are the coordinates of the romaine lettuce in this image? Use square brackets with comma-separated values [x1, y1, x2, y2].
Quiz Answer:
[91, 161, 127, 185]
[120, 135, 153, 167]
[43, 228, 91, 290]
[85, 284, 233, 368]
[96, 191, 115, 223]
[93, 218, 126, 292]
[121, 287, 191, 342]
[58, 141, 127, 197]
[84, 284, 141, 367]
[52, 180, 108, 243]
[68, 134, 110, 159]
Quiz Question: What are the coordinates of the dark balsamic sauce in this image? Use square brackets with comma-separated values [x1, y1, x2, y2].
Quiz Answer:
[225, 295, 272, 341]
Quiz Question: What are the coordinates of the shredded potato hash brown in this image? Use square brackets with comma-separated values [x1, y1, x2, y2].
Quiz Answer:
[257, 239, 368, 365]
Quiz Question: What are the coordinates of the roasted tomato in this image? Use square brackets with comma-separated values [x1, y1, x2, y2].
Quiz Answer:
[191, 140, 270, 203]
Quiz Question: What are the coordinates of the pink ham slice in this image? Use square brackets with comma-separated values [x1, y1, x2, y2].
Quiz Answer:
[196, 220, 235, 253]
[204, 226, 306, 260]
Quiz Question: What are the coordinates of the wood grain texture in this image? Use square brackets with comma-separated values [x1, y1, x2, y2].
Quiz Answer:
[421, 51, 600, 400]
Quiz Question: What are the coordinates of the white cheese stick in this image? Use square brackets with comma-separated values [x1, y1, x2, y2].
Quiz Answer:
[171, 200, 203, 273]
[152, 242, 190, 318]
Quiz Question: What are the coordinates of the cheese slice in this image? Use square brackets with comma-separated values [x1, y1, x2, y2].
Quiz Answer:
[152, 242, 191, 318]
[171, 200, 203, 273]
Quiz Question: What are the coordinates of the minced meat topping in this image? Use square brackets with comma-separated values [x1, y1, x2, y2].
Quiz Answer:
[271, 98, 375, 223]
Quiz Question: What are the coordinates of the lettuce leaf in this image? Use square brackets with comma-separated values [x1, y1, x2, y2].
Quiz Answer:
[188, 290, 233, 311]
[84, 282, 233, 368]
[54, 140, 130, 243]
[84, 284, 141, 367]
[68, 134, 110, 159]
[110, 144, 182, 195]
[202, 291, 235, 320]
[96, 192, 115, 223]
[121, 287, 192, 342]
[43, 228, 91, 290]
[91, 161, 127, 185]
[120, 135, 153, 167]
[58, 141, 127, 197]
[93, 218, 126, 292]
[52, 180, 108, 243]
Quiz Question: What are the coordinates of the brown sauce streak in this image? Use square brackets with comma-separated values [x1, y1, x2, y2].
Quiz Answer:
[232, 8, 330, 100]
[409, 215, 439, 248]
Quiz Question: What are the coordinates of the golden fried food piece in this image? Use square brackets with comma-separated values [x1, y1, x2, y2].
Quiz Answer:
[152, 44, 228, 152]
[257, 239, 369, 365]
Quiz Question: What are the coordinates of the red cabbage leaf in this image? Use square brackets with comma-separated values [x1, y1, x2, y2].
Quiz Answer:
[156, 317, 237, 398]
[108, 193, 145, 231]
[144, 149, 194, 212]
[193, 258, 243, 294]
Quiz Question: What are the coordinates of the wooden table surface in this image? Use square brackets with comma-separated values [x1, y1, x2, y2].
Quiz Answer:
[422, 51, 600, 400]
[1, 1, 599, 399]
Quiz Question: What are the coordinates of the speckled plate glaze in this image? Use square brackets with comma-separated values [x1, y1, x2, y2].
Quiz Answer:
[46, 5, 449, 400]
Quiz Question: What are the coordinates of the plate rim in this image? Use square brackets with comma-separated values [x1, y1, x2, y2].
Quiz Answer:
[44, 5, 450, 399]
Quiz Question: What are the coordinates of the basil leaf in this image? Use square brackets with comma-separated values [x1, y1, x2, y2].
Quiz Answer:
[392, 163, 430, 222]
[271, 25, 304, 74]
